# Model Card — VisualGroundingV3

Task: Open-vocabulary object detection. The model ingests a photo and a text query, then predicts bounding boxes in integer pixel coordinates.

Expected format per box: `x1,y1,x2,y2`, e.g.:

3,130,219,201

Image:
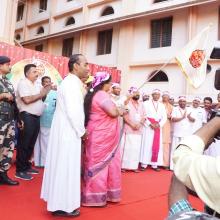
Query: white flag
175,25,212,88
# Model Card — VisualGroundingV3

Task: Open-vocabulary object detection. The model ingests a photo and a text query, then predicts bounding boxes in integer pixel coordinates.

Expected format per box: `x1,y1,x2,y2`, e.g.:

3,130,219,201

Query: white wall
128,65,186,97
88,1,122,24
16,20,25,30
28,0,50,25
132,9,188,63
135,0,189,13
47,34,80,56
197,2,220,46
53,12,83,33
85,25,120,67
28,23,49,39
0,0,8,37
55,0,83,14
0,0,18,43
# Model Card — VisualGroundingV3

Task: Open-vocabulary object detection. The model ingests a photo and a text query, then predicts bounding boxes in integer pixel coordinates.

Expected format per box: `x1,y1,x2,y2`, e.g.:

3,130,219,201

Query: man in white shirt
110,83,129,107
171,115,220,217
170,96,194,170
16,64,51,181
190,97,207,133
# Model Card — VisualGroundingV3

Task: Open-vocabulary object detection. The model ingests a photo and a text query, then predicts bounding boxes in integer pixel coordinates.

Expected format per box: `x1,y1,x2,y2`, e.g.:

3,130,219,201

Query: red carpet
0,166,203,220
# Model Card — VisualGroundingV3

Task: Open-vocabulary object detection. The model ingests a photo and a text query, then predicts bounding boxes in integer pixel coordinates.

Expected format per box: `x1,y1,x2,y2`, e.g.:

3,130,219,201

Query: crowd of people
0,54,218,217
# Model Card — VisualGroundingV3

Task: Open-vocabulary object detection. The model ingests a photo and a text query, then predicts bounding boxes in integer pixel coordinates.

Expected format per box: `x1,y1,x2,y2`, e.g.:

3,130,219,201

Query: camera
209,109,220,140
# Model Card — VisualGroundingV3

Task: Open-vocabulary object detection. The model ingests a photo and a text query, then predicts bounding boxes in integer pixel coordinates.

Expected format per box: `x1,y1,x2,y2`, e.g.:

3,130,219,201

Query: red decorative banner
0,42,121,83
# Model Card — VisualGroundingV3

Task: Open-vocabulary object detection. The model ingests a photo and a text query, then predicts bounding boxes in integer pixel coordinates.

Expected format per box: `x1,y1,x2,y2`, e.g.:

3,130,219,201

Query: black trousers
16,112,40,172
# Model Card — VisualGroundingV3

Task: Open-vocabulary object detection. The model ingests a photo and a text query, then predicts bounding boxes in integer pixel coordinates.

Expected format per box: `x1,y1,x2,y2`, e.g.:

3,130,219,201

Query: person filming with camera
168,113,220,219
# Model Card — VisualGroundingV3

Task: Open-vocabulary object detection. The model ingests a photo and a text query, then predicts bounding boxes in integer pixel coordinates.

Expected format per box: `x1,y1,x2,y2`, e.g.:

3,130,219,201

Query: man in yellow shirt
168,115,220,218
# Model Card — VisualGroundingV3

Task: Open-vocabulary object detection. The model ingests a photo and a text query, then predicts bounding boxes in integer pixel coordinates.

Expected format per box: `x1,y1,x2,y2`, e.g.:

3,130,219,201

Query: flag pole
138,56,175,90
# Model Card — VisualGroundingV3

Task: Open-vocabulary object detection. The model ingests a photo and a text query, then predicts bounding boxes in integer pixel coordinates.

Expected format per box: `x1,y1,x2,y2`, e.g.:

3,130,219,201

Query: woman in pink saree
82,72,124,207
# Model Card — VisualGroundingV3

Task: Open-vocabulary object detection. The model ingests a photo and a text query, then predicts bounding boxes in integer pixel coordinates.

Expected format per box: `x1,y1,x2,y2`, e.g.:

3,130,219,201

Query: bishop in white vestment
140,89,167,171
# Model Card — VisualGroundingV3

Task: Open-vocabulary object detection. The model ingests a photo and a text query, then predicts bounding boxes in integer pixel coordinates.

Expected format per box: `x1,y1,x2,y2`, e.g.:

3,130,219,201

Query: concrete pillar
78,0,89,54
117,21,134,92
0,0,18,44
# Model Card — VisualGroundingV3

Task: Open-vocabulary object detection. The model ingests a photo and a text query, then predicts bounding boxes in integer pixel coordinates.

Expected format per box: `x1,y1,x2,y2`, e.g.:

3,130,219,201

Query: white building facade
14,0,220,100
0,0,18,44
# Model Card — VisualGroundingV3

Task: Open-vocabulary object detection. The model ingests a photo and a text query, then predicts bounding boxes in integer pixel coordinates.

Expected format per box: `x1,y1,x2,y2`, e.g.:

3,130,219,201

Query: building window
154,0,168,3
150,17,173,48
101,6,114,16
37,26,44,35
65,17,75,26
16,3,24,21
15,34,21,41
39,0,47,13
97,29,113,55
62,38,74,57
35,44,43,52
148,70,168,82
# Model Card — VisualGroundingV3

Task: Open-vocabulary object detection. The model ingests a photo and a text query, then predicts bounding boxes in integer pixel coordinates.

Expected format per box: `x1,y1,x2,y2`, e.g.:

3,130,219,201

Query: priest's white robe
41,74,85,212
140,100,167,168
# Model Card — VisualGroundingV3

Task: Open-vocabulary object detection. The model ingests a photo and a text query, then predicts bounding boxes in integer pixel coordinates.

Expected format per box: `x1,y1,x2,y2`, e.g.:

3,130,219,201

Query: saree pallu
82,91,121,206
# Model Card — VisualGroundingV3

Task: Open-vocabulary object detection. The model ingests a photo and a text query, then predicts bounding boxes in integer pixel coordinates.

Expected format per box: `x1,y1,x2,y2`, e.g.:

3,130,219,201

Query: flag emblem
175,25,212,88
189,50,206,68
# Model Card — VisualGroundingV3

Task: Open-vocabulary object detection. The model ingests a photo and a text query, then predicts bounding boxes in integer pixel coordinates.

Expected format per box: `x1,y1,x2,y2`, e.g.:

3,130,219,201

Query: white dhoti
34,127,50,167
120,133,142,170
170,136,184,170
140,126,163,168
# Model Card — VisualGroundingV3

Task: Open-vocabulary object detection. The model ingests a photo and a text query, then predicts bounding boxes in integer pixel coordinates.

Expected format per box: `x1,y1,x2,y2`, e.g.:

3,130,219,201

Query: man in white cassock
170,96,194,170
140,89,167,171
41,54,89,217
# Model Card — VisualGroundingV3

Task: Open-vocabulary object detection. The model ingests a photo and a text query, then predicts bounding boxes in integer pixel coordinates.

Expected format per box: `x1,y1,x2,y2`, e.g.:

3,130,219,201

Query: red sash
148,117,160,162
